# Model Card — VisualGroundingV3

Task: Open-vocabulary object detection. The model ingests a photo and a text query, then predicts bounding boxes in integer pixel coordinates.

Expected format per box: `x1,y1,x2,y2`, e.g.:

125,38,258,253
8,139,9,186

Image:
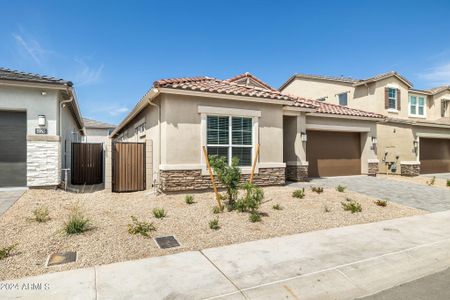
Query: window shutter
385,88,389,109
397,89,401,110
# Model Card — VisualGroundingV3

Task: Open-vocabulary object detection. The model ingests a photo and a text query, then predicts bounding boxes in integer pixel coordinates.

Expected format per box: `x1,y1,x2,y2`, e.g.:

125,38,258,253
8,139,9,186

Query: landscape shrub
209,218,220,230
272,204,283,210
212,205,223,214
427,176,436,186
375,199,388,207
64,204,91,235
249,212,261,223
32,206,50,223
185,195,194,204
311,186,324,194
341,200,362,213
128,216,156,237
234,182,264,212
292,188,305,199
209,155,241,205
336,185,346,193
0,244,17,260
152,208,166,219
447,179,450,187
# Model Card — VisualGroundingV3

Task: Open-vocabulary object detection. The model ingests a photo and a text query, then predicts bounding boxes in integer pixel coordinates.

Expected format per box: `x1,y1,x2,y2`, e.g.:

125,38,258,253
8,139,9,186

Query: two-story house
280,71,450,175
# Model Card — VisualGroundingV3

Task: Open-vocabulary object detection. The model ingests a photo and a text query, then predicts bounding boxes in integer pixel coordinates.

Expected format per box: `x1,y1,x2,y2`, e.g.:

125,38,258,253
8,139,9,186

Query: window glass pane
388,88,396,98
232,147,252,166
410,96,417,105
207,116,229,145
207,146,228,164
232,117,252,145
338,93,348,106
418,97,425,106
418,106,424,115
389,98,396,109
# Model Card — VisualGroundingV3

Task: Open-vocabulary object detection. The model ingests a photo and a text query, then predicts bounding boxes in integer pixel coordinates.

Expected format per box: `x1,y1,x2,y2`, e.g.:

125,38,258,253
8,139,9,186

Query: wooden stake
249,144,260,183
202,146,222,210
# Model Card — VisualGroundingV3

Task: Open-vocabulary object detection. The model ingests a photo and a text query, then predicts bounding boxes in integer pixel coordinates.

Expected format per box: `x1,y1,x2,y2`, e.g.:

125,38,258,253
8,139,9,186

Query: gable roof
0,67,72,86
83,118,116,129
225,72,277,91
428,85,450,95
353,71,413,88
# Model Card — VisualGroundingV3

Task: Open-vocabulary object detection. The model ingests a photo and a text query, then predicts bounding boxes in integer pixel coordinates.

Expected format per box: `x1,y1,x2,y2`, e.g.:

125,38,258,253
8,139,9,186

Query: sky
1,0,450,125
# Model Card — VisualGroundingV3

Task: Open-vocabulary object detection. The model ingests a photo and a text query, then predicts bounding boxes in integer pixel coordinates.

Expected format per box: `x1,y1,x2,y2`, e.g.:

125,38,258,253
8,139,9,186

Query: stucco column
104,138,112,192
146,139,153,190
285,113,309,181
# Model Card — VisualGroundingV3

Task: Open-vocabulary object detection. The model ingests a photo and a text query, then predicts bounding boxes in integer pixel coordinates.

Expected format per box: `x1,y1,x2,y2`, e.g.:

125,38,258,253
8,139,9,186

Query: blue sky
1,0,450,124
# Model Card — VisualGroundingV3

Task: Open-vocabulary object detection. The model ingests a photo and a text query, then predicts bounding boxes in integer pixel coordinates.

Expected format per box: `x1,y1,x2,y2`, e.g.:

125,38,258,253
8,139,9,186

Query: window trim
337,92,348,106
388,88,397,110
409,95,426,118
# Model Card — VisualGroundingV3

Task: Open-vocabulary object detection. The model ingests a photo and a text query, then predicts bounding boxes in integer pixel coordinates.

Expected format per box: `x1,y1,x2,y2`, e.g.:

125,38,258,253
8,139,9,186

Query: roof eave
306,112,385,122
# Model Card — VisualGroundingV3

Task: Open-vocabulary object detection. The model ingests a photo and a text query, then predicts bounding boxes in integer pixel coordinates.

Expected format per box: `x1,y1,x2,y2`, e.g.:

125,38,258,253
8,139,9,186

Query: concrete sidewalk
3,211,450,300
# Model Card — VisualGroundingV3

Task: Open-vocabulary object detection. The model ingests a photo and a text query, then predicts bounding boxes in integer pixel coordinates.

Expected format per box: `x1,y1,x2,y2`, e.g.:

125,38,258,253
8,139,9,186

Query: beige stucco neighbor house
0,68,84,188
83,118,115,143
280,71,450,176
111,73,382,192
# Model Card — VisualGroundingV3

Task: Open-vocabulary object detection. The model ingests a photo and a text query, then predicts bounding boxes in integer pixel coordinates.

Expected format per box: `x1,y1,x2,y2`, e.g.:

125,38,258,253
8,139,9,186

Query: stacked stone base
286,165,308,181
160,168,285,192
27,140,60,187
368,162,379,176
400,163,420,177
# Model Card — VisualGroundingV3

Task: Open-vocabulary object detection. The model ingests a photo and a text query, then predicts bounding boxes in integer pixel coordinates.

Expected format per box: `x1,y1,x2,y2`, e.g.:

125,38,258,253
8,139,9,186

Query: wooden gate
71,143,104,185
112,142,146,192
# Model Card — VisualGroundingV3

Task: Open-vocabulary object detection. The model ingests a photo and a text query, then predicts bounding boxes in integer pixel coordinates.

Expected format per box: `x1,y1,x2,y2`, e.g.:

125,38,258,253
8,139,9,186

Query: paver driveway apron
289,175,450,212
0,187,27,215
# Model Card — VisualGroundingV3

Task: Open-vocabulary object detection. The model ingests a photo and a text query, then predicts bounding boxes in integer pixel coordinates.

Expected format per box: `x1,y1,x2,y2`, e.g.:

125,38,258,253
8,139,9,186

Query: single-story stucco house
82,118,115,143
110,73,383,192
0,68,84,188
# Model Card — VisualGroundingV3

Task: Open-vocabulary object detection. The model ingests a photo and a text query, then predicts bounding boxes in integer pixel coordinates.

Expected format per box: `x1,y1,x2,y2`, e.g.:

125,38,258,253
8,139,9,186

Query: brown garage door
307,130,361,177
420,138,450,174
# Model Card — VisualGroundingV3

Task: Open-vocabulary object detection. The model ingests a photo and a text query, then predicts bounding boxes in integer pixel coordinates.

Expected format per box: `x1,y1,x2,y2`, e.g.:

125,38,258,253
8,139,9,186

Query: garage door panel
307,131,361,177
420,138,450,174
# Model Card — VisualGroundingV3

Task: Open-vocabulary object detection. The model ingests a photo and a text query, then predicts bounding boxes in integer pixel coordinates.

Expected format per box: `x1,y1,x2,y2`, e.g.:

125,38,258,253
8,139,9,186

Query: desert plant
311,186,324,194
427,176,436,186
272,203,283,210
185,195,194,204
341,200,362,213
336,185,346,193
234,182,264,212
128,216,156,237
375,199,388,207
292,188,305,199
209,155,241,205
323,205,331,213
447,179,450,187
152,208,166,219
209,218,220,230
32,206,50,223
0,244,17,260
212,205,223,214
249,212,261,223
64,204,91,235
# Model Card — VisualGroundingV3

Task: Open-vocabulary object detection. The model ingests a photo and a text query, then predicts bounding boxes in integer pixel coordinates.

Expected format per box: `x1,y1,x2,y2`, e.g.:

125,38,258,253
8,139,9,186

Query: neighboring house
280,72,450,175
0,68,84,188
111,73,382,192
83,118,115,143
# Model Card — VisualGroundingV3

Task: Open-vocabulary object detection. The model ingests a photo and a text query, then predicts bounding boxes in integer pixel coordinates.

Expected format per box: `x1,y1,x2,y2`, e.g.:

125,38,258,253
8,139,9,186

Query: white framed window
409,95,426,117
388,88,397,109
206,115,252,166
337,92,348,106
135,122,145,134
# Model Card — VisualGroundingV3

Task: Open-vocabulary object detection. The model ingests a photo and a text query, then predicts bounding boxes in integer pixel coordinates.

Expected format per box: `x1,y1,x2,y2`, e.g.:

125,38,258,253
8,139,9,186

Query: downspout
147,88,161,187
59,87,74,188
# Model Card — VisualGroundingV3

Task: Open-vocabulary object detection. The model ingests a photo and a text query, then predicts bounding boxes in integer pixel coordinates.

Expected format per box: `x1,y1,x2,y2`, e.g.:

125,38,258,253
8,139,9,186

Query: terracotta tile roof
0,67,72,86
153,75,316,108
83,118,116,129
353,71,413,87
291,98,384,119
428,85,450,95
293,73,358,84
225,72,277,91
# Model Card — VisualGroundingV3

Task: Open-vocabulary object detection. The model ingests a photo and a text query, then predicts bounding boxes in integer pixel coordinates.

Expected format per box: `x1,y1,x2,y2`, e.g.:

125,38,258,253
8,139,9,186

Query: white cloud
12,34,47,65
74,58,104,86
89,105,129,117
420,62,450,86
108,106,129,116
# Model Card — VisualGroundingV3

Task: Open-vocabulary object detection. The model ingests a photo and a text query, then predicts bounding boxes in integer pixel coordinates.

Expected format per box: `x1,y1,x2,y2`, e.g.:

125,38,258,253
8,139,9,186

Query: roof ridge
0,67,67,82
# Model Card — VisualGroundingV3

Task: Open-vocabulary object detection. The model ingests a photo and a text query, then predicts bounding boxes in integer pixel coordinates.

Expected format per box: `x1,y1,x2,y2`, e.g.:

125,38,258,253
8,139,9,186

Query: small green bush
234,182,264,212
427,176,436,186
272,204,283,210
336,185,346,193
212,205,223,214
311,186,324,194
341,200,362,213
64,204,91,235
447,179,450,187
32,206,50,223
128,216,156,237
375,199,388,207
152,208,166,219
209,218,220,230
0,244,17,260
185,195,194,204
249,212,261,223
292,188,305,199
209,155,241,205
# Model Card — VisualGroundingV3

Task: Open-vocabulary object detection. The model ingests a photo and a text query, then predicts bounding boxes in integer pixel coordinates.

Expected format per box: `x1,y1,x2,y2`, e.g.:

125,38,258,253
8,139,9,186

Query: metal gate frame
71,143,104,185
112,142,146,193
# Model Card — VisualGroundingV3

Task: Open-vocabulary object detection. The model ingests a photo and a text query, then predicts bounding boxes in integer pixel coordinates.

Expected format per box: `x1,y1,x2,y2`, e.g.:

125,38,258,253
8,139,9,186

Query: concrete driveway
0,187,27,215
289,175,450,212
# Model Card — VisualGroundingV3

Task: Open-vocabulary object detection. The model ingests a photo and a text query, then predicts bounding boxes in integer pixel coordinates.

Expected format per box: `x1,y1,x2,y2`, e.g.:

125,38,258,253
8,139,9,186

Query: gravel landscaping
0,186,424,280
377,174,450,188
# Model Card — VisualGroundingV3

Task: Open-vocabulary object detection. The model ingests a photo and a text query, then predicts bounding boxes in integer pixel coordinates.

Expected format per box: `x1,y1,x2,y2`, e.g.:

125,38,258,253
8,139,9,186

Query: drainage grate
47,251,77,267
154,236,180,249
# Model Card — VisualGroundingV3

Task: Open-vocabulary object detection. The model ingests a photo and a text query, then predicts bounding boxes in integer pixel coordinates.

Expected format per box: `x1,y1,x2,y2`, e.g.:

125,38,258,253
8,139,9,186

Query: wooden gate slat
71,143,103,185
112,142,145,192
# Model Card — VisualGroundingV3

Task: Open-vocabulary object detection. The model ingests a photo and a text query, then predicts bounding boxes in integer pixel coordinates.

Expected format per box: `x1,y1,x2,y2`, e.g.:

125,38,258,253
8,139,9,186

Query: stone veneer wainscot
400,162,420,177
285,165,308,181
27,139,60,186
159,167,285,192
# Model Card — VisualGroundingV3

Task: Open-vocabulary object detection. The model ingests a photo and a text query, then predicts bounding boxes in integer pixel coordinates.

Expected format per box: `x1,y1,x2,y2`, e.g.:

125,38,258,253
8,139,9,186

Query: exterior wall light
301,132,307,142
413,139,419,149
38,115,46,126
371,136,377,145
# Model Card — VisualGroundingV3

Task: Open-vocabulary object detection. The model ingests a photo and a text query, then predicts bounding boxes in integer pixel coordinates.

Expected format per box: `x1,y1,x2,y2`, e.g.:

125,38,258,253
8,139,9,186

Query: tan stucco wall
85,128,112,143
430,90,450,119
283,113,307,164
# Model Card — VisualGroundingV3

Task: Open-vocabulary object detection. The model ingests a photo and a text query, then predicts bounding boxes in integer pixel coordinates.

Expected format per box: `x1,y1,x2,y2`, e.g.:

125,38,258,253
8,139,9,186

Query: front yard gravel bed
0,186,424,280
